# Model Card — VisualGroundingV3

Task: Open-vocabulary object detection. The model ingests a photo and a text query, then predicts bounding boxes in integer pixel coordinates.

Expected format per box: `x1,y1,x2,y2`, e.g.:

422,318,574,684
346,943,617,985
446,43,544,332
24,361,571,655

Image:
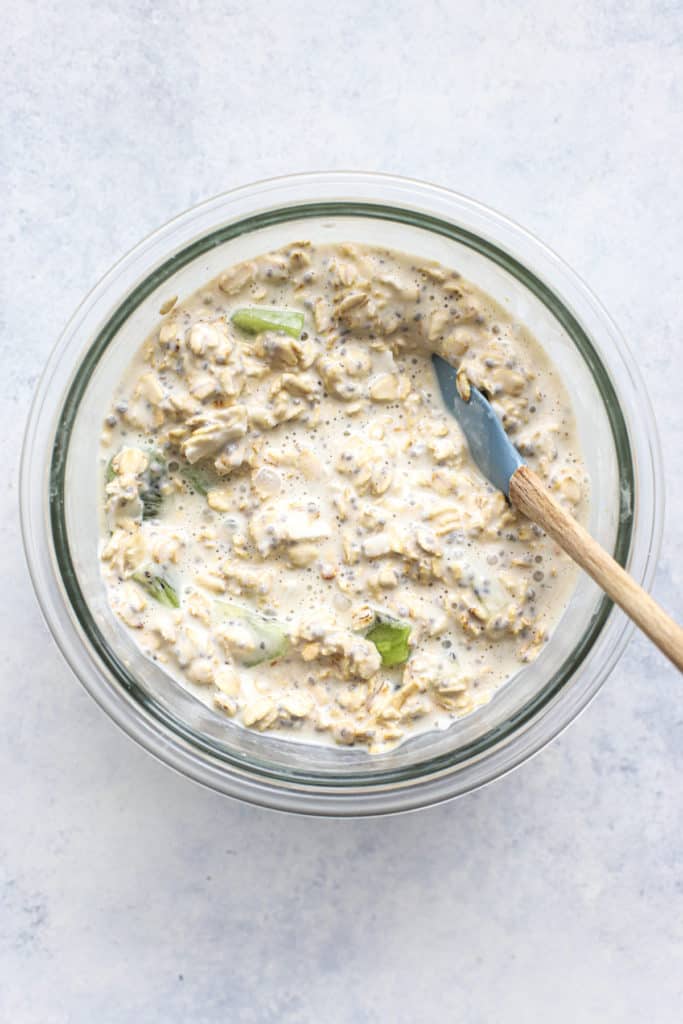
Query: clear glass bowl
20,172,663,816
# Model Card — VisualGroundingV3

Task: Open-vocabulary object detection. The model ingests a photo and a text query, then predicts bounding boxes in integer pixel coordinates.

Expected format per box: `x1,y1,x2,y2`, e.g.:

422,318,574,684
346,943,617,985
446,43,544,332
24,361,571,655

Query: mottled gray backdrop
2,1,682,1021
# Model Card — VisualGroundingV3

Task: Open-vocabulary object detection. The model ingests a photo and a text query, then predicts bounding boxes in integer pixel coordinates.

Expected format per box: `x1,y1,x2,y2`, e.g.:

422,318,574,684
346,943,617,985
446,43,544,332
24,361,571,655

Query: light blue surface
2,2,682,1021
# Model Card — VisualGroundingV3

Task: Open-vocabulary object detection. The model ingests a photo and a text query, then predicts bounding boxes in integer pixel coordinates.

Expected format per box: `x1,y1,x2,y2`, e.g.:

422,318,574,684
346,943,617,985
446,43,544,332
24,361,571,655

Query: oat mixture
99,242,588,752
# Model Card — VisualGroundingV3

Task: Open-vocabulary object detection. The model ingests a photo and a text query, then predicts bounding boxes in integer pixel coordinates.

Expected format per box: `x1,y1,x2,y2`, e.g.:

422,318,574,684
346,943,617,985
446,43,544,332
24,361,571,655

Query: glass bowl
20,172,663,816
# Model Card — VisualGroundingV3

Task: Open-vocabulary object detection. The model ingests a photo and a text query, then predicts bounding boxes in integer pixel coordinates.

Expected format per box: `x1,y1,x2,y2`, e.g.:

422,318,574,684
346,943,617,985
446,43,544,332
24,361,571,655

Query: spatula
432,354,683,672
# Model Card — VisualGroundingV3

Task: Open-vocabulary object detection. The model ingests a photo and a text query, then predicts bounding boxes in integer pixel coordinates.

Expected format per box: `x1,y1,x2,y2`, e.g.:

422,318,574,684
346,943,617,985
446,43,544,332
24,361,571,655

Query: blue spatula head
431,354,524,498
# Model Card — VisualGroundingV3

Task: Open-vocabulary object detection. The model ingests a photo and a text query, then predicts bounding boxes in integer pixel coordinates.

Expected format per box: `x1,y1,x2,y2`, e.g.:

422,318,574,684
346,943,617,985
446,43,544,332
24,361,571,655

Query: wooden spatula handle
509,465,683,672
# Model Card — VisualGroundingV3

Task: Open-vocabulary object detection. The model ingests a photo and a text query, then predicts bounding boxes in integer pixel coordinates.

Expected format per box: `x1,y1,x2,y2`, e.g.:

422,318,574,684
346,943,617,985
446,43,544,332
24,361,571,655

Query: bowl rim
20,171,664,816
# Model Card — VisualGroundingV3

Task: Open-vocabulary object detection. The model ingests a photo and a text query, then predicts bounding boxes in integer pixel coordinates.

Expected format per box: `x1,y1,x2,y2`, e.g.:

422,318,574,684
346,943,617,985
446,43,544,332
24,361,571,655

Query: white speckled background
2,1,682,1020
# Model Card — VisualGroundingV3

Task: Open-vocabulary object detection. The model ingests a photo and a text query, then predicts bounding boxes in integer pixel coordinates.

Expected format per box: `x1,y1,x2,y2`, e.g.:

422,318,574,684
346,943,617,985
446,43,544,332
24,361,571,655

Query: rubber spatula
432,354,683,672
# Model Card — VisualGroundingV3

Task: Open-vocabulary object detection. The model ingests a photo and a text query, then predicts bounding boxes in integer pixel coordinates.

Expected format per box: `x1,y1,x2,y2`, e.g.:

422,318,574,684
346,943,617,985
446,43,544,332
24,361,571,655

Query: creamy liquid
99,242,588,752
